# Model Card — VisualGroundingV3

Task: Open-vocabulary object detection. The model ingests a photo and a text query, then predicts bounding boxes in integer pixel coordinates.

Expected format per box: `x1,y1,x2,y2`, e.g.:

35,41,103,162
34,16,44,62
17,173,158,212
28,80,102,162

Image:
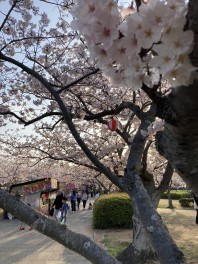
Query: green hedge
161,190,191,200
93,193,133,229
179,198,194,207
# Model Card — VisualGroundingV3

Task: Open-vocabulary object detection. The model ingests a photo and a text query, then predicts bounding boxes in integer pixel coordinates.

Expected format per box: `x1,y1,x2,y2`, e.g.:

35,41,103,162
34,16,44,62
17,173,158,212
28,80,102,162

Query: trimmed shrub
93,193,133,229
161,190,191,200
179,198,194,207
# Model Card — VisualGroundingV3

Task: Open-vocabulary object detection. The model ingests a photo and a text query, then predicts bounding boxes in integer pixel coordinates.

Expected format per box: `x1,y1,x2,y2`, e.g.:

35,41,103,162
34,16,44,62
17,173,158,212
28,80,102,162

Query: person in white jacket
94,191,100,200
82,192,87,210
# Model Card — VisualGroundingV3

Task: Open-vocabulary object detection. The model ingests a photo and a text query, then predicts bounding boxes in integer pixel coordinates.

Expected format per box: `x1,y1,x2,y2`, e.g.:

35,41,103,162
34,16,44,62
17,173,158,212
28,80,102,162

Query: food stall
9,178,59,215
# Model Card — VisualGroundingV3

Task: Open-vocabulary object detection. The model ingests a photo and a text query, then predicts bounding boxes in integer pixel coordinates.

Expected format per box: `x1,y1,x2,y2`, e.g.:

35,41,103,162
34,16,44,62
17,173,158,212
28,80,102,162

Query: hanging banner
22,179,54,195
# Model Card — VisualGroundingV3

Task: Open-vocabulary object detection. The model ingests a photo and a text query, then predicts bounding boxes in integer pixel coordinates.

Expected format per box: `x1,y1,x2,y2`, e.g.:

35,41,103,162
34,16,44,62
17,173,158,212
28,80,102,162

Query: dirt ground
157,208,198,264
68,205,198,263
91,207,198,264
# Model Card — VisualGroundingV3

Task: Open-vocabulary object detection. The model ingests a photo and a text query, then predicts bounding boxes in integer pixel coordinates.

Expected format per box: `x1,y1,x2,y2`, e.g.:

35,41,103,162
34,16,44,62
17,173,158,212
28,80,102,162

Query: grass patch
158,199,183,209
100,202,198,263
158,208,198,263
102,236,130,257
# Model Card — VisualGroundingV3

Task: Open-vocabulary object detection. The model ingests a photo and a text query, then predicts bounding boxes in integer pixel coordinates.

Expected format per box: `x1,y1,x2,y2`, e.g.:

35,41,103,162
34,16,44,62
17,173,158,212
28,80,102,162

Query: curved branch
157,162,174,193
141,83,162,105
0,111,63,126
84,101,142,121
125,105,155,177
0,0,18,32
141,140,153,174
0,51,52,89
52,93,123,189
57,68,100,93
19,144,102,173
41,117,64,130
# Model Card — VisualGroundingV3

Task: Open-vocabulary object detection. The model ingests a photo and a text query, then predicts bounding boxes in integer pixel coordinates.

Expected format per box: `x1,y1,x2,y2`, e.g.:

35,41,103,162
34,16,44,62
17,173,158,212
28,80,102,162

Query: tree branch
57,68,100,93
0,52,52,89
0,0,18,32
84,101,142,120
0,111,63,126
157,162,174,193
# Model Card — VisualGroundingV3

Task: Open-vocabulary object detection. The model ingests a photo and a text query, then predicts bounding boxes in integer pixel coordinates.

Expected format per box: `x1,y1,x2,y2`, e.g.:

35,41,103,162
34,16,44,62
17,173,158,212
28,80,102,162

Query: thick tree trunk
157,82,198,195
117,207,157,264
167,186,174,209
124,173,186,264
120,110,183,263
117,177,170,264
156,0,198,195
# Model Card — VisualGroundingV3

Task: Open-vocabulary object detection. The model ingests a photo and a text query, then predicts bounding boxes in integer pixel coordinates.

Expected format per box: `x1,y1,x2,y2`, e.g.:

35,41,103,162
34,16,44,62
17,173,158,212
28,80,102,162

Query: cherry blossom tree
0,0,198,263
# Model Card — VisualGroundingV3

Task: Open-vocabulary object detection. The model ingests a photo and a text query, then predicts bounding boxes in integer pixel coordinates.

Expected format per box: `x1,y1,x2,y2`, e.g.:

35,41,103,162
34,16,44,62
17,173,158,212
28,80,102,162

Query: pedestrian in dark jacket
76,190,82,210
70,191,76,212
53,191,63,220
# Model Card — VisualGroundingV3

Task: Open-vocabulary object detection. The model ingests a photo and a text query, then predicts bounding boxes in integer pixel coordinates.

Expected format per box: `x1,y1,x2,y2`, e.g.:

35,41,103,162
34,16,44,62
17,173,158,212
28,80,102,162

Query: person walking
60,197,69,226
76,190,82,210
94,191,100,200
70,191,77,212
82,192,88,210
53,191,63,220
192,193,198,224
19,204,32,230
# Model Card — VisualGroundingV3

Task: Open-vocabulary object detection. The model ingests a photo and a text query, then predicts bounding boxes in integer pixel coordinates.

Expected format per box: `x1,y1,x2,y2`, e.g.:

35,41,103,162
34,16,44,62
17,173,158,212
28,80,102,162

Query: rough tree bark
156,0,198,195
126,173,185,264
117,163,174,264
118,118,185,264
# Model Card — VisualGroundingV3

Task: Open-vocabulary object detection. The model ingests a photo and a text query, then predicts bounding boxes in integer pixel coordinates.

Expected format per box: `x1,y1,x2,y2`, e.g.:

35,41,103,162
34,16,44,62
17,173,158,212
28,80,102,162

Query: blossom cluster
71,0,196,89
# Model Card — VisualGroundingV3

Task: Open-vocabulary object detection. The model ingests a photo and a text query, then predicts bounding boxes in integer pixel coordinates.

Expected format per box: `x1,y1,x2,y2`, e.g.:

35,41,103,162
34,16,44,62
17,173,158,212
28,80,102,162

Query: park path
0,208,95,264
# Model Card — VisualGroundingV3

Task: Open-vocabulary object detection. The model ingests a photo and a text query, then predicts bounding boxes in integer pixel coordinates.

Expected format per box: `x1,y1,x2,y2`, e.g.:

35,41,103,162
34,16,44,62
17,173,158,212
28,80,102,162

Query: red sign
23,179,51,195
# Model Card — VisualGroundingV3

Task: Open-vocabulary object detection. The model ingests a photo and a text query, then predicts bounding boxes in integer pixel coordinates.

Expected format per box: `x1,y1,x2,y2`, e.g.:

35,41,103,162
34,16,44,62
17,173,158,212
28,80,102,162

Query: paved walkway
0,208,95,264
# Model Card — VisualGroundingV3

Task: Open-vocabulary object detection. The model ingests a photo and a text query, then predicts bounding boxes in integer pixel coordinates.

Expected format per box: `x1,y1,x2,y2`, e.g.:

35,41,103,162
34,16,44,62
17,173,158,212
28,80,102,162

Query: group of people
13,189,198,231
52,191,69,225
69,190,94,212
52,189,100,225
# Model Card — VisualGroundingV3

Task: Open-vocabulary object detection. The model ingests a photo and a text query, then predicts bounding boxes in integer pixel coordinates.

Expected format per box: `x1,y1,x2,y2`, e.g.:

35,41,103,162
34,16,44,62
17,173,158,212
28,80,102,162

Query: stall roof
9,178,58,192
